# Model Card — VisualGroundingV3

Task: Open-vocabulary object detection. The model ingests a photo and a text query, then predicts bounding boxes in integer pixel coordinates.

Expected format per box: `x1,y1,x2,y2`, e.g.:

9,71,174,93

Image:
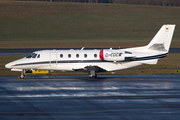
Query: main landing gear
18,69,26,79
89,71,97,78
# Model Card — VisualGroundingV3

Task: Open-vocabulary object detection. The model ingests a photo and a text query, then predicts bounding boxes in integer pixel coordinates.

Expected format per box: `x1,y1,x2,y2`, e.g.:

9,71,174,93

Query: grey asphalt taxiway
1,75,180,120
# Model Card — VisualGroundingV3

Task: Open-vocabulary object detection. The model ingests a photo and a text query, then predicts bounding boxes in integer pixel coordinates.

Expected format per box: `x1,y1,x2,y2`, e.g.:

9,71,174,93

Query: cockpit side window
37,54,40,58
26,53,35,58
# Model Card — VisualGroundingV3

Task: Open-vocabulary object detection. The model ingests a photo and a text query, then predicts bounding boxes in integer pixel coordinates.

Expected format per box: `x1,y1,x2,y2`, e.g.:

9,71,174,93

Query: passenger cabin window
76,54,79,58
68,54,71,58
84,54,87,58
60,54,63,58
94,54,97,58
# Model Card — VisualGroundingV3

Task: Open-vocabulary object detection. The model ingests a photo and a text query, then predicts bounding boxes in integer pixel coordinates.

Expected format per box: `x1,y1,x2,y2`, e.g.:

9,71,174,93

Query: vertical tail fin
147,24,175,52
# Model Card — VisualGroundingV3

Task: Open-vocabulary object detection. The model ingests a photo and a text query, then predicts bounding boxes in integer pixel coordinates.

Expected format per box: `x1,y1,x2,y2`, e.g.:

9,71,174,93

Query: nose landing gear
18,69,26,79
18,74,26,79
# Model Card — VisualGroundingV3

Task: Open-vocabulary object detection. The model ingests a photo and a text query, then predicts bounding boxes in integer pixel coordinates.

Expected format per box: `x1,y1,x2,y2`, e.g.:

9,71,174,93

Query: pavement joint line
1,107,180,114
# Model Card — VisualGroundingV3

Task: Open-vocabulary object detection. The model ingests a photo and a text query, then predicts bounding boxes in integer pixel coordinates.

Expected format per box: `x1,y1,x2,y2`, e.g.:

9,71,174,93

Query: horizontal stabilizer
139,59,158,65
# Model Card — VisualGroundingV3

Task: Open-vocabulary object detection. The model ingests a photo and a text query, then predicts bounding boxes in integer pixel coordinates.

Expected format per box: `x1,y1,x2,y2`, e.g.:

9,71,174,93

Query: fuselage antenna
81,47,85,50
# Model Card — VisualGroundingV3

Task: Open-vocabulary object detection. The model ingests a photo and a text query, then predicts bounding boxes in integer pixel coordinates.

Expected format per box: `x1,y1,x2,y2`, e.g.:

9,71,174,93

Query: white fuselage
5,48,166,72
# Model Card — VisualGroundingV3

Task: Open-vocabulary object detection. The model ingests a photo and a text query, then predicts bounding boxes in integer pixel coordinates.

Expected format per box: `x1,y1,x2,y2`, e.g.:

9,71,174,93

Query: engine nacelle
99,49,125,61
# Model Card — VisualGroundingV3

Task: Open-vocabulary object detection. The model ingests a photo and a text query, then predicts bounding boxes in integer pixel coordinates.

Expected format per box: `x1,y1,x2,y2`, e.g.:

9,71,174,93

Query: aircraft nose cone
5,63,12,69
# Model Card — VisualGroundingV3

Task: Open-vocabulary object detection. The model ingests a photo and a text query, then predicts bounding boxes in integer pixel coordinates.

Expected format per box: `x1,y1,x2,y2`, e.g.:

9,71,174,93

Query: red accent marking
99,49,104,60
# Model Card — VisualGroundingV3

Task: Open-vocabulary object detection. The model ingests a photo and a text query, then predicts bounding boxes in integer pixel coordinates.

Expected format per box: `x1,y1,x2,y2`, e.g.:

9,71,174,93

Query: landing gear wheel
92,74,97,78
89,74,97,78
18,74,26,79
89,71,97,78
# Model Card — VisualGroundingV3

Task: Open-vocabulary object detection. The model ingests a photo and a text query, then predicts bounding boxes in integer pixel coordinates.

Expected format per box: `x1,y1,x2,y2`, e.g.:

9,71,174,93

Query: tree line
18,0,180,6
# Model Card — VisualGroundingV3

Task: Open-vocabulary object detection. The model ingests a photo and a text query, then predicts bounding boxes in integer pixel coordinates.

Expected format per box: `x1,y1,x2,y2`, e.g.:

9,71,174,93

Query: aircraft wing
72,65,107,73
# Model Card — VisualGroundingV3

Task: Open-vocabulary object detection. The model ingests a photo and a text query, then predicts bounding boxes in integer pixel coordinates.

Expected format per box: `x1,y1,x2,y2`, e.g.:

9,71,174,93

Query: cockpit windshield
32,54,37,58
26,53,35,58
26,53,40,58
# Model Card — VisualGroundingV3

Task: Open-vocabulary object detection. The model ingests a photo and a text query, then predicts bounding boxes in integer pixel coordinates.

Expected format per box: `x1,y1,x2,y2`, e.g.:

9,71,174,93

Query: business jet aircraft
5,24,175,78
